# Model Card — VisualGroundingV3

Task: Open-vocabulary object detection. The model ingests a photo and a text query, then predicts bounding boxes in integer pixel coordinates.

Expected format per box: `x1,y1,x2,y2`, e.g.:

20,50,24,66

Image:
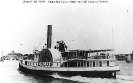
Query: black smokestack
47,25,52,49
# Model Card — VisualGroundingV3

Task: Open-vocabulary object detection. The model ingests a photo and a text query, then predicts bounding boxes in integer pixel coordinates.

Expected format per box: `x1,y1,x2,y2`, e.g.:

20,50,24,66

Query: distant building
115,52,133,61
115,54,127,60
3,51,23,60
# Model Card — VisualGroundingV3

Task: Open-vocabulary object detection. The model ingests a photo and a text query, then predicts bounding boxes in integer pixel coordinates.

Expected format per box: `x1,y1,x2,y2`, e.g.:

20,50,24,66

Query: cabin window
65,52,68,57
48,63,50,66
69,52,71,57
64,63,66,67
75,52,76,57
50,63,53,66
78,62,80,67
93,61,95,67
75,52,77,57
87,62,89,67
107,61,109,66
25,61,27,65
99,61,102,67
75,62,77,67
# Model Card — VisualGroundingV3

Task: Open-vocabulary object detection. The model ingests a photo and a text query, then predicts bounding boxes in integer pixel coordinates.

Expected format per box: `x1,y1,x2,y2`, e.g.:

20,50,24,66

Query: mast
112,27,114,50
47,25,52,49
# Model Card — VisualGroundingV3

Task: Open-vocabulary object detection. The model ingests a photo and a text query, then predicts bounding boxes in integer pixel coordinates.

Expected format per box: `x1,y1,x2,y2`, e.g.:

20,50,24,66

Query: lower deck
22,59,116,68
19,63,117,78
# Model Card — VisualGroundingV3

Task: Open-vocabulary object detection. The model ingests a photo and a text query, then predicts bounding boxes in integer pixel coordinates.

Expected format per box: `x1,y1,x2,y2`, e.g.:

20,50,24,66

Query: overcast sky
0,0,133,55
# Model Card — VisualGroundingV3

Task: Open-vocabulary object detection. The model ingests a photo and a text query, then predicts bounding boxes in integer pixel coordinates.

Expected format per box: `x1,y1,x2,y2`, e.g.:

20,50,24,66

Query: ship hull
19,63,118,78
126,60,132,63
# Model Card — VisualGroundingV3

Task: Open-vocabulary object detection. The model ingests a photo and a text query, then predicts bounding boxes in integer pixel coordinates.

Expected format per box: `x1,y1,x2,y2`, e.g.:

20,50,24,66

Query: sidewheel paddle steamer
19,25,120,78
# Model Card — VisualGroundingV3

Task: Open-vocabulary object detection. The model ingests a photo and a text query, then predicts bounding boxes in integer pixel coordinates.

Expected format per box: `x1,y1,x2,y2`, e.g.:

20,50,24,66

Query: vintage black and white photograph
0,0,133,83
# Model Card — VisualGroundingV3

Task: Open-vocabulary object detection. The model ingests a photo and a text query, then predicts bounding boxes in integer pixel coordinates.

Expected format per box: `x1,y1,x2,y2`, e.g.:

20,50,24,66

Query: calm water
0,60,133,83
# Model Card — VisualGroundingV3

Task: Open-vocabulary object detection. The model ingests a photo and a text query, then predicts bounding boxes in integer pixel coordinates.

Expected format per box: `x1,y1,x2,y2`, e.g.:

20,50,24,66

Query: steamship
19,25,120,78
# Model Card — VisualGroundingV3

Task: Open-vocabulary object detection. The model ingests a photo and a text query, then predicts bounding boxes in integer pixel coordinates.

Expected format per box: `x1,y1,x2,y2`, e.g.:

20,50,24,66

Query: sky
0,0,133,55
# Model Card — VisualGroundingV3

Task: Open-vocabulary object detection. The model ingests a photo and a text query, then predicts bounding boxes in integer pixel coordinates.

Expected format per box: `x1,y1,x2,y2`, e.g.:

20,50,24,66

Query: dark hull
19,63,116,79
126,61,132,63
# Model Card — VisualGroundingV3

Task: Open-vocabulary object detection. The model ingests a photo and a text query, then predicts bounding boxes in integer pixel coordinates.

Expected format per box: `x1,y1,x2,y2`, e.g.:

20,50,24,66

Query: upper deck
61,49,115,61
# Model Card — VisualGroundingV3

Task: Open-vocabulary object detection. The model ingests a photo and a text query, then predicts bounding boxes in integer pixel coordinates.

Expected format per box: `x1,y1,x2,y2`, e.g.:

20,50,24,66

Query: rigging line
35,34,47,50
52,34,59,41
51,34,59,47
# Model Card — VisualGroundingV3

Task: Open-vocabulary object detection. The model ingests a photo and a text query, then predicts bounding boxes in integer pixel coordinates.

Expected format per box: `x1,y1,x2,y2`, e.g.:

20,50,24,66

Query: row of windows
23,60,114,67
61,61,113,67
62,52,87,57
62,55,110,60
26,62,52,67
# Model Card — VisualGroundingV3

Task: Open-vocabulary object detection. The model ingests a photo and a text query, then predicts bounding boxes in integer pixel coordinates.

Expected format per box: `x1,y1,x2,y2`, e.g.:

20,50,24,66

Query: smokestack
47,25,52,49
